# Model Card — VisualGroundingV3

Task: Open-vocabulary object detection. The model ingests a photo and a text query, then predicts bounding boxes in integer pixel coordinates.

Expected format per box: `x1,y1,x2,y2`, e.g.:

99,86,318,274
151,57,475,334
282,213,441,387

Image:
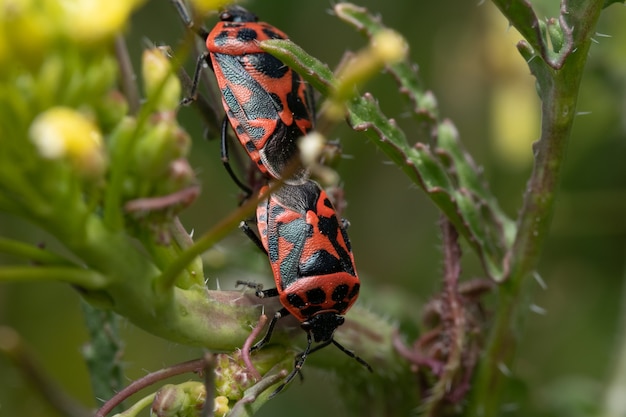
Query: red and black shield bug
238,180,372,396
172,3,316,195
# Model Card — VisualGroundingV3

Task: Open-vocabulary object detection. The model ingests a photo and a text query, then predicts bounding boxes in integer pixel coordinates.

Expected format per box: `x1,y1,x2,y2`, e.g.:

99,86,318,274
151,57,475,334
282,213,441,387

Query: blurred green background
1,1,626,416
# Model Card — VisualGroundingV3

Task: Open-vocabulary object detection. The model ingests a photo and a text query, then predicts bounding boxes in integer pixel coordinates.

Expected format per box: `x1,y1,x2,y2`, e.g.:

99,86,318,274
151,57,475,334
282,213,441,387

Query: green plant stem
81,301,125,415
156,178,284,293
0,237,75,265
467,1,604,415
95,358,205,417
0,266,107,287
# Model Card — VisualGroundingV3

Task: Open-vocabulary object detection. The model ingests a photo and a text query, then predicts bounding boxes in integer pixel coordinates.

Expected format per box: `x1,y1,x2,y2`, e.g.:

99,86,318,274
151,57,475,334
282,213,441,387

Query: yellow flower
328,28,408,120
29,107,106,178
58,0,145,44
0,0,56,67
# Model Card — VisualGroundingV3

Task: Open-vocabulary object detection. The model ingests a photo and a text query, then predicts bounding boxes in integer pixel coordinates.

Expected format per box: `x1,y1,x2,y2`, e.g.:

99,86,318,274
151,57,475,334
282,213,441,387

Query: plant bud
142,47,181,112
29,107,106,179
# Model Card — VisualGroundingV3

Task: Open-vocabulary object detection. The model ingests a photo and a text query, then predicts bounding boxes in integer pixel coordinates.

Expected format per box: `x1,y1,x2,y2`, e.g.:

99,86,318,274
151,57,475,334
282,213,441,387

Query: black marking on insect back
262,26,287,40
332,300,348,312
287,293,306,308
303,82,316,122
318,215,356,276
236,125,245,135
331,284,349,301
213,30,231,47
248,53,289,79
305,287,326,305
317,212,339,239
300,249,344,277
245,140,256,153
236,27,258,42
286,72,313,124
349,283,360,299
340,226,352,253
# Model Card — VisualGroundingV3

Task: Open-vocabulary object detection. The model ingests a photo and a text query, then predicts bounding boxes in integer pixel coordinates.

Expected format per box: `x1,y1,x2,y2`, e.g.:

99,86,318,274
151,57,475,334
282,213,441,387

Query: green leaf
262,13,515,280
335,3,516,279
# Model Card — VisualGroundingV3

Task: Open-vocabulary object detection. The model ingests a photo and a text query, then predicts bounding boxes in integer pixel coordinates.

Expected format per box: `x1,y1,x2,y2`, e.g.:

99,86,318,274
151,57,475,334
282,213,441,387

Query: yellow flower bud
29,107,106,178
214,395,230,417
1,0,56,67
59,0,144,44
328,29,408,121
151,384,187,417
370,29,408,65
142,47,181,112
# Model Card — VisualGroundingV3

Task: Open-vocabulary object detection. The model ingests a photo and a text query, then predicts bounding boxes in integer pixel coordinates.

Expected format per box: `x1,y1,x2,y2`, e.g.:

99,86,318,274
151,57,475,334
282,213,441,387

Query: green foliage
0,0,624,416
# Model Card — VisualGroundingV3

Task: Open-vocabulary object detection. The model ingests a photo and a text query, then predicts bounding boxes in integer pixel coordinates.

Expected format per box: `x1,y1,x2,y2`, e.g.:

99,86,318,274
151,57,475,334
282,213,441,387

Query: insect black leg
180,52,211,106
222,117,253,197
269,332,315,398
170,0,210,39
235,280,279,299
330,339,373,372
239,221,267,255
170,1,210,104
249,307,290,352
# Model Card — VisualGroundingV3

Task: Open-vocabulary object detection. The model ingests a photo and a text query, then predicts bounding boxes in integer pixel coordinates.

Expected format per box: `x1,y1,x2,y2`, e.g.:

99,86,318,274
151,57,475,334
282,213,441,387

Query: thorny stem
242,314,267,381
156,168,295,292
391,329,443,375
228,371,288,417
94,358,205,417
422,219,466,416
81,302,125,415
441,219,461,289
155,183,260,292
468,1,605,415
